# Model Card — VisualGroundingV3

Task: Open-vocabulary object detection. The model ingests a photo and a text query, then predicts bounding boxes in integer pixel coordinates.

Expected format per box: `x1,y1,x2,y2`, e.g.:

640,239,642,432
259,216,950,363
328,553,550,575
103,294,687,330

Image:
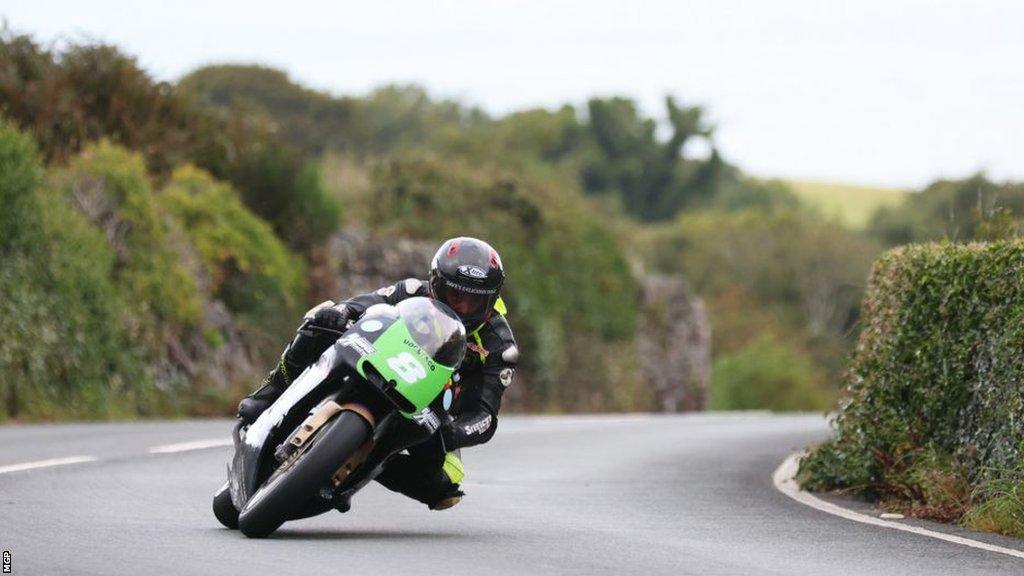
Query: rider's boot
236,357,295,424
376,452,466,511
429,452,466,510
236,320,337,424
428,486,465,511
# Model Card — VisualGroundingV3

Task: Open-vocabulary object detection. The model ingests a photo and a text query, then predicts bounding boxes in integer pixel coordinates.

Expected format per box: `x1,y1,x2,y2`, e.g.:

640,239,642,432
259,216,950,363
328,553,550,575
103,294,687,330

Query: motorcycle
212,297,467,538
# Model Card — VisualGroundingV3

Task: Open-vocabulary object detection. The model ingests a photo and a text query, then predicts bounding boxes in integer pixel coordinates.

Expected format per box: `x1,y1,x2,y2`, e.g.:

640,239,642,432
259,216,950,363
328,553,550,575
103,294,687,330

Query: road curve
2,414,1022,575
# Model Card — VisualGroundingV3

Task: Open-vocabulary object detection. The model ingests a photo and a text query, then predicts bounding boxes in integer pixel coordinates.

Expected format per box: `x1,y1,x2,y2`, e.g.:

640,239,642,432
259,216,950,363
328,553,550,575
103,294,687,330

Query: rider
237,237,519,511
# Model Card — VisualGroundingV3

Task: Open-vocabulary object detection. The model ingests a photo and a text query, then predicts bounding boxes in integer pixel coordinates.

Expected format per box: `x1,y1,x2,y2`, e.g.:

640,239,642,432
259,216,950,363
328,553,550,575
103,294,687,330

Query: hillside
784,179,907,228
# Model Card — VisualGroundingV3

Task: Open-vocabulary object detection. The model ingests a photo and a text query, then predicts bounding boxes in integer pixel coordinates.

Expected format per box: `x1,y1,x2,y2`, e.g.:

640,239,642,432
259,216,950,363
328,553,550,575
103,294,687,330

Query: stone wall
636,275,711,412
326,229,435,299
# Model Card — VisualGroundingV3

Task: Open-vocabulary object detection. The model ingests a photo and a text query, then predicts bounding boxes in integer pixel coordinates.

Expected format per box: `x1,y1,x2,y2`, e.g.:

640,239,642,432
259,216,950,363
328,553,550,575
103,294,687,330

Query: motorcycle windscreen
357,297,466,415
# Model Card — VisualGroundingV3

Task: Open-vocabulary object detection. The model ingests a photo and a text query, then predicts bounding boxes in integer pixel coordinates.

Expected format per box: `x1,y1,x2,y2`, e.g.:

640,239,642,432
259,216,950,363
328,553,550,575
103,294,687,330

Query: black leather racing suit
334,278,519,505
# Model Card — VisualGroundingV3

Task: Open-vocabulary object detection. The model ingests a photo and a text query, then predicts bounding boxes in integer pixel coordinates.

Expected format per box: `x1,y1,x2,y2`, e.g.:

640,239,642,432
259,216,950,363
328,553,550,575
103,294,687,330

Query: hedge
799,240,1024,533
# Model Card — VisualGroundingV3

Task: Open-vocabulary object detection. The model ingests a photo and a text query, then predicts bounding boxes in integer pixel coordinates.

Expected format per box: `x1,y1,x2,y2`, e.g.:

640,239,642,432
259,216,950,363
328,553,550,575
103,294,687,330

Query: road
2,414,1022,575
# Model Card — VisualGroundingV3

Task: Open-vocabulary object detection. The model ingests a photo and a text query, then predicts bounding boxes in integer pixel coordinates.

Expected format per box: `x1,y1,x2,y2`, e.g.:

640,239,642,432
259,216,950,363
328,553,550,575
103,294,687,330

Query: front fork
275,399,378,484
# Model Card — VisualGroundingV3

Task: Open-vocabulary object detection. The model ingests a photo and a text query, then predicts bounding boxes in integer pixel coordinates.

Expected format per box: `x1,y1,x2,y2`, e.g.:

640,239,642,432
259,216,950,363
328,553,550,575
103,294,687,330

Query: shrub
709,333,832,411
0,31,203,171
159,165,306,321
799,240,1024,534
0,121,151,419
52,141,202,333
0,33,339,256
225,141,342,251
0,114,44,251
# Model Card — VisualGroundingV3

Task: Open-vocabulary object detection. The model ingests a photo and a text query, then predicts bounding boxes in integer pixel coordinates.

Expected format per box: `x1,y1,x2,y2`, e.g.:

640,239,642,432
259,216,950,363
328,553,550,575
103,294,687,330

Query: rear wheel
212,482,239,529
238,410,372,538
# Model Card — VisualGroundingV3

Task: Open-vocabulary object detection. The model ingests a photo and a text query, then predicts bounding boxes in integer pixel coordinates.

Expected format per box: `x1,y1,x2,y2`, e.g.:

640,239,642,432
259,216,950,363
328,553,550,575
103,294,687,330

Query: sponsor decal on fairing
412,407,441,433
339,334,376,356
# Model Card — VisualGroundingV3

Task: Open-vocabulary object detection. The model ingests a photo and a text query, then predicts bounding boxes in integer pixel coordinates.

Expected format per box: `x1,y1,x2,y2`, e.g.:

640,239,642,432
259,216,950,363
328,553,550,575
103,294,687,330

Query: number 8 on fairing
387,352,427,383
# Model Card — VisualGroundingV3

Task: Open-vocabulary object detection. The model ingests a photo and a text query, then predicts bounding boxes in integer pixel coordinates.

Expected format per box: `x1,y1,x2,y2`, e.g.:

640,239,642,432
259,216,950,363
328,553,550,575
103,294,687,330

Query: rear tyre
213,482,239,529
238,410,371,538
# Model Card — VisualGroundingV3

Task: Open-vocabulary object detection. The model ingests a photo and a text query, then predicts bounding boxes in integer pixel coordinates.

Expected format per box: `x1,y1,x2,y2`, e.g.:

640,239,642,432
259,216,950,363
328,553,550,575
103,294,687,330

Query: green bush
160,165,306,321
0,31,205,171
225,141,342,251
0,33,339,256
710,334,832,411
799,240,1024,535
53,141,202,333
0,115,44,251
0,121,153,419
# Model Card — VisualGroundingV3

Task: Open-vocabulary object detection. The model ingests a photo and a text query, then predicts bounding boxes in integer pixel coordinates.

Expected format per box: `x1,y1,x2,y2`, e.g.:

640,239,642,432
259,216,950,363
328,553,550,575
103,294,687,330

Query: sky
3,0,1022,188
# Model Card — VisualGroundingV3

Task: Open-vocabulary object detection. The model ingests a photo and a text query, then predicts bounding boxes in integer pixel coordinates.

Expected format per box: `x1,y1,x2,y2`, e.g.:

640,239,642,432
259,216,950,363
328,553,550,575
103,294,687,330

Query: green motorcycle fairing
346,298,466,418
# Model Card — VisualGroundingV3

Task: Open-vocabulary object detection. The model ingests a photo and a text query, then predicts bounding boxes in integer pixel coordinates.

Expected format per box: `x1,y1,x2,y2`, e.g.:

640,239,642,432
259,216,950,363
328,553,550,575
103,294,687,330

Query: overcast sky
3,0,1021,188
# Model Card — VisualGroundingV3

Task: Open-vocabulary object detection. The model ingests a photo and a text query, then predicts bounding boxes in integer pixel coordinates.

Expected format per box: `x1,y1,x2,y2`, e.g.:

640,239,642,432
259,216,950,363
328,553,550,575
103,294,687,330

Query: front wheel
237,410,372,538
213,482,239,529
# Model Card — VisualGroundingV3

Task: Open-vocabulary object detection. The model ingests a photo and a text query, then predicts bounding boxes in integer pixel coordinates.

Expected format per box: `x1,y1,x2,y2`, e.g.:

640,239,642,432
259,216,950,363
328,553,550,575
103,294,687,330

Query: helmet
428,237,505,330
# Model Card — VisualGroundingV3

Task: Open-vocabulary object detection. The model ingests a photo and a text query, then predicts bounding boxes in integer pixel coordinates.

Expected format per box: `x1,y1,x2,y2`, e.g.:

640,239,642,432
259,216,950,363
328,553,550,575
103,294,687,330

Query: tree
581,96,719,221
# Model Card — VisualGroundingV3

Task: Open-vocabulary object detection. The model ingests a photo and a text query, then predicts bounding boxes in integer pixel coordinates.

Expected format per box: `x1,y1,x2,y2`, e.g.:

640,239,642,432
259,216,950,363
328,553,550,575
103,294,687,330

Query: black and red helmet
428,237,505,330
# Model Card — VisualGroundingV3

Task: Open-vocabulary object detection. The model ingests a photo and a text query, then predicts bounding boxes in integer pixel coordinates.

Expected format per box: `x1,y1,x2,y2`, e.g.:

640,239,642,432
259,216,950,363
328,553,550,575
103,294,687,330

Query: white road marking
0,456,99,475
148,438,232,454
773,452,1024,561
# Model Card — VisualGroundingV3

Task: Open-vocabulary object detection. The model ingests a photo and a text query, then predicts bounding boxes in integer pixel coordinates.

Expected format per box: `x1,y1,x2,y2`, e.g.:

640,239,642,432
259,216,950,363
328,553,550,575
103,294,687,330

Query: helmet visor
440,286,489,318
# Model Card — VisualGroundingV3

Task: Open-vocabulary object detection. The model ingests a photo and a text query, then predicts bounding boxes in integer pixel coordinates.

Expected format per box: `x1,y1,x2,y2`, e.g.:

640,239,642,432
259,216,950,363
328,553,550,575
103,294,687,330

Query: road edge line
0,456,99,475
773,452,1024,561
148,438,232,454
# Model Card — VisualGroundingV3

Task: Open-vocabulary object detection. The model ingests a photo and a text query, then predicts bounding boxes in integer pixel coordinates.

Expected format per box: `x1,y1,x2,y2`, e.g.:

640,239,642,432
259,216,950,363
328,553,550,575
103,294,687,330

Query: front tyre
213,482,239,529
237,410,372,538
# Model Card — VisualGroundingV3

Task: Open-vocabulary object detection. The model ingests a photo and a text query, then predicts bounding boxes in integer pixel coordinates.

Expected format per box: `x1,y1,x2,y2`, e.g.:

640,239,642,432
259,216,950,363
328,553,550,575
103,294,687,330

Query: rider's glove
311,306,350,332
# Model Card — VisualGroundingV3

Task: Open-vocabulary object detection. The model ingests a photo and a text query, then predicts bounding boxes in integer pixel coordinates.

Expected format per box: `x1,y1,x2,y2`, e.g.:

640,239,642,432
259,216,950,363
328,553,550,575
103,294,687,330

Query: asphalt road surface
2,414,1023,575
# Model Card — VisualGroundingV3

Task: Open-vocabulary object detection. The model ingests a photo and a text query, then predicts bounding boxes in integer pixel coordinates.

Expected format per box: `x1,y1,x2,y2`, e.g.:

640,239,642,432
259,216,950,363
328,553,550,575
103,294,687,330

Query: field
785,179,908,229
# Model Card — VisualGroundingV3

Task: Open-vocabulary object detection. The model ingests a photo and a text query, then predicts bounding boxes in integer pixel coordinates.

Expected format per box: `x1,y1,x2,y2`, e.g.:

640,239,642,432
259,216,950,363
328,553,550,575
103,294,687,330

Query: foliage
52,141,202,333
219,139,342,251
799,241,1024,535
178,65,357,157
0,122,309,420
710,177,802,214
868,174,1024,245
179,66,753,225
2,30,905,420
160,165,306,319
0,31,339,253
640,207,878,377
0,30,206,172
710,333,832,411
963,472,1024,539
581,96,722,221
0,121,157,419
351,85,484,156
180,66,482,158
